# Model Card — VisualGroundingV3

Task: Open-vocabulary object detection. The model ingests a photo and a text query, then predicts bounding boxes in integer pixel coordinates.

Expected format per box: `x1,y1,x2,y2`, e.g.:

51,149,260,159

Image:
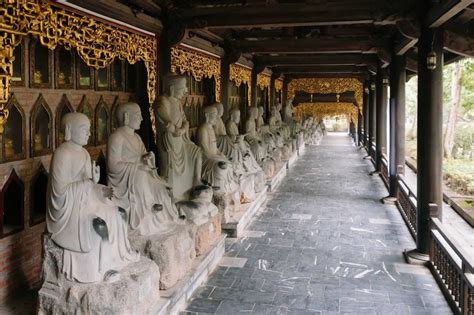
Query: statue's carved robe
156,96,202,200
244,119,267,163
197,123,237,193
47,142,139,283
107,127,182,236
214,117,243,173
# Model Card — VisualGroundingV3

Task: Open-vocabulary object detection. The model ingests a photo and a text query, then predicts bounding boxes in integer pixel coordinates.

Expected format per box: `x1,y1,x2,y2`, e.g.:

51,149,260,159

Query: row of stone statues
39,74,321,313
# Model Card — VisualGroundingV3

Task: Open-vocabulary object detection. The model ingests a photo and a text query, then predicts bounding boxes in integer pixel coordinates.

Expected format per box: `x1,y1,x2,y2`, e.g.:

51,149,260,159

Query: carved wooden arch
55,94,74,146
257,73,271,103
94,96,111,145
0,1,158,136
2,94,26,162
230,64,252,106
111,96,120,131
30,94,53,157
288,78,363,108
0,168,24,237
171,45,221,102
295,102,359,123
29,162,48,226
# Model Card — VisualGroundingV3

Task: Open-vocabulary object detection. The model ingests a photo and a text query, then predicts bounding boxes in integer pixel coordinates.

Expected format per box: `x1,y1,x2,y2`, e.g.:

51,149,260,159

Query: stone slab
221,189,268,237
195,214,222,256
160,235,226,315
266,162,287,192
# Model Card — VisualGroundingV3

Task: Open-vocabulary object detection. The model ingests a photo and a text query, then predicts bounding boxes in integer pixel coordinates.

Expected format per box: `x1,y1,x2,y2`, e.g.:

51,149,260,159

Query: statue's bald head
62,112,90,145
213,102,224,116
117,102,140,126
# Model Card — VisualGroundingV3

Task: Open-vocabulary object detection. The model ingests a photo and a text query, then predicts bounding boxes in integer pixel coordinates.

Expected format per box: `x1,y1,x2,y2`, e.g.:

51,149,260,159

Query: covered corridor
183,134,451,314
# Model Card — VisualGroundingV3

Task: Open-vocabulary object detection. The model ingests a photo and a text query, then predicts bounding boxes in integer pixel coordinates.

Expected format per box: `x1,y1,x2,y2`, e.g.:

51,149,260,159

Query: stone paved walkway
182,133,452,315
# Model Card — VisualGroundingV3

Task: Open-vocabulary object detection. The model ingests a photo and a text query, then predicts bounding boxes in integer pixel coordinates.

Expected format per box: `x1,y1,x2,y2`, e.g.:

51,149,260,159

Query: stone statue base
280,144,291,160
129,226,196,290
262,158,276,179
194,213,222,256
38,235,161,315
212,189,240,224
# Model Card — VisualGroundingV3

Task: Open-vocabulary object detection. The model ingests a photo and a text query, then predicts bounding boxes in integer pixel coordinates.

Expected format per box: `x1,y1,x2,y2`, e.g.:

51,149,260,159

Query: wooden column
357,107,363,146
282,77,289,104
388,54,406,198
251,67,258,107
270,74,277,107
159,38,171,94
375,66,388,173
220,58,231,118
363,83,369,146
368,75,376,159
406,27,443,263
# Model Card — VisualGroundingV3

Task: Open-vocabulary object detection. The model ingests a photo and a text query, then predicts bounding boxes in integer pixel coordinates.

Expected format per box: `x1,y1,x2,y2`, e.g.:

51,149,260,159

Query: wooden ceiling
68,0,474,80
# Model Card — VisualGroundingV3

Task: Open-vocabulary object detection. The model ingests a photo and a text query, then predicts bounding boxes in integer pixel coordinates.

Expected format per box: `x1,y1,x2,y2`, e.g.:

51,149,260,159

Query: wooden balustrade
395,175,417,238
380,154,389,188
430,218,474,315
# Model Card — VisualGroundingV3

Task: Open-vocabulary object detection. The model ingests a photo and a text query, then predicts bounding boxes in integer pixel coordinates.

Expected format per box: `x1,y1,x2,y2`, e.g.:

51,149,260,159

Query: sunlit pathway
182,133,451,315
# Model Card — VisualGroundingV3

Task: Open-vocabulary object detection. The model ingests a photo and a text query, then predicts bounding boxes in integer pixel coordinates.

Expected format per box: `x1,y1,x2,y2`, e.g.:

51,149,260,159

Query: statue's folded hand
102,186,114,200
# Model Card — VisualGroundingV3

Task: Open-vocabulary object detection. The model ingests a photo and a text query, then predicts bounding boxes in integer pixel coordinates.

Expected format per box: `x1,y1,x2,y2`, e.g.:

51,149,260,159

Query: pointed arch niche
111,96,120,131
77,96,94,146
95,97,110,145
30,164,48,226
0,169,24,237
30,95,53,156
55,95,74,146
2,96,25,162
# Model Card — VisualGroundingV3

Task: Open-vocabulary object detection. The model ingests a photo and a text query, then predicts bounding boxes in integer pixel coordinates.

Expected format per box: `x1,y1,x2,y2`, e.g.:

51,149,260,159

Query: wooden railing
396,175,417,238
370,141,376,161
381,154,389,188
430,218,474,315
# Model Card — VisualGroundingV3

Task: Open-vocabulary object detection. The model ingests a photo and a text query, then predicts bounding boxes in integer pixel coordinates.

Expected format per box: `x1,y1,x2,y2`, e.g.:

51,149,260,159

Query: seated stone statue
177,185,219,226
245,107,267,163
155,75,203,200
197,105,238,193
107,102,183,236
47,112,139,283
256,106,265,131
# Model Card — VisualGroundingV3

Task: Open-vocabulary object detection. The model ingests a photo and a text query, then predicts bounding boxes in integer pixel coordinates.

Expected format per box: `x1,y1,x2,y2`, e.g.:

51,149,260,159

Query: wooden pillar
159,36,172,94
388,54,406,198
406,27,443,263
270,74,277,107
368,75,376,159
357,108,363,146
375,66,388,172
220,58,231,119
363,83,369,146
282,77,289,104
251,68,258,107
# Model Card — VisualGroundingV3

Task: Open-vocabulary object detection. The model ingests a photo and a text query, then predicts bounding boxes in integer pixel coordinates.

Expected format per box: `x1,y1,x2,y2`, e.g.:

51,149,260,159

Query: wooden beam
426,0,474,27
287,73,365,80
66,0,162,33
235,38,380,54
275,65,368,74
443,29,474,57
258,54,378,67
182,4,405,29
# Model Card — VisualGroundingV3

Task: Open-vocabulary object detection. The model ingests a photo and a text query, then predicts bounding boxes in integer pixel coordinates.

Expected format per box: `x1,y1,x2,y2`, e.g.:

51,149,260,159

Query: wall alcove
0,169,24,237
55,46,75,89
77,96,94,146
95,97,110,145
30,38,53,89
3,96,25,162
29,164,48,226
30,95,53,157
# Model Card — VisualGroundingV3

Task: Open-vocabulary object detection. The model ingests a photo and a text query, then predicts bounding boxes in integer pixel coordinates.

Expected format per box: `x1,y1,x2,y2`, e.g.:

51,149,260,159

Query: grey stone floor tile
183,135,452,315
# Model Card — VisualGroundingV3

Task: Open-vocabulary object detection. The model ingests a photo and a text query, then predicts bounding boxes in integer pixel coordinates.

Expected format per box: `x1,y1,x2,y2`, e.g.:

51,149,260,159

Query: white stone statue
177,185,219,226
256,106,265,131
155,75,203,200
245,107,267,162
197,105,237,193
283,99,295,123
107,102,183,236
47,112,139,283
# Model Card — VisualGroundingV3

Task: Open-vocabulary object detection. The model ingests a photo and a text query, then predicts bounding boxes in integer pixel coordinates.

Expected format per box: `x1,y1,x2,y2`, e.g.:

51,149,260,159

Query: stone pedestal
212,189,240,224
194,214,222,256
38,235,161,315
266,161,287,192
129,226,196,290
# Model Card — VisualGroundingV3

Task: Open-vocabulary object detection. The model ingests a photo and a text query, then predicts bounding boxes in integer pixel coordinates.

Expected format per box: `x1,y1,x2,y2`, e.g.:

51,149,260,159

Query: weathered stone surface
38,235,160,315
129,226,196,290
194,214,222,256
213,190,240,224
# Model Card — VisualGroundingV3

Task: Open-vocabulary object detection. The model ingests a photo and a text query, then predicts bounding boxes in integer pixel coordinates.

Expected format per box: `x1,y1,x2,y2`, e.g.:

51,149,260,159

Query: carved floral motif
295,102,359,123
0,0,157,135
288,78,363,107
275,79,283,92
229,64,252,106
171,45,221,102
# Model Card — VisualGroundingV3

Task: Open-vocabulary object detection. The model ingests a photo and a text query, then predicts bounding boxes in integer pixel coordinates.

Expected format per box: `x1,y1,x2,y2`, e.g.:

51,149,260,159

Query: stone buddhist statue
256,106,265,131
47,112,139,283
197,105,237,194
245,107,267,162
155,75,203,200
107,102,183,236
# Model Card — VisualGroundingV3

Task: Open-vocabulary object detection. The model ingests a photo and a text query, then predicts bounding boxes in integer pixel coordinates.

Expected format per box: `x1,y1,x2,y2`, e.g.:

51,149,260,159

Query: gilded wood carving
275,79,283,92
295,102,358,123
288,78,363,108
229,64,252,106
171,45,221,102
0,0,157,135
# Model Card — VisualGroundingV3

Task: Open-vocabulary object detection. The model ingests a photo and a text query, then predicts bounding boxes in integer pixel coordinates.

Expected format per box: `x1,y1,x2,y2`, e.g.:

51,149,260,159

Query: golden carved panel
230,64,252,106
295,102,358,123
288,78,363,107
0,0,157,135
171,46,221,102
275,79,283,92
256,73,271,89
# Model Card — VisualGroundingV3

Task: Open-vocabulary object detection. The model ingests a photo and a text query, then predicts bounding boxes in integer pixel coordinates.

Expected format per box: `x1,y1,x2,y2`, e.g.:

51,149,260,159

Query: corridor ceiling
69,0,474,83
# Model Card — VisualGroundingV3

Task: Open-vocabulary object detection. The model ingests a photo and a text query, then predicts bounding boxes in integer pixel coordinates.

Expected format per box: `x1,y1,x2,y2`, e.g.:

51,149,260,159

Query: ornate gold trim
295,102,358,123
275,79,283,92
288,78,363,107
171,45,221,102
230,64,252,106
0,1,157,135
